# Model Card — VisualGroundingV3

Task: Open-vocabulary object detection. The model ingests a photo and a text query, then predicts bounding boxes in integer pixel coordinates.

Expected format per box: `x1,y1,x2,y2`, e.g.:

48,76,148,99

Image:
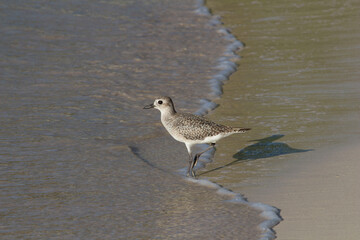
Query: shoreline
193,0,244,116
186,1,283,239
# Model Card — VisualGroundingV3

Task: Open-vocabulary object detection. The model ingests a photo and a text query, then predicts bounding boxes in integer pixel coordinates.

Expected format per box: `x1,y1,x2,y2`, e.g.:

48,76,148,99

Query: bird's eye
158,100,163,104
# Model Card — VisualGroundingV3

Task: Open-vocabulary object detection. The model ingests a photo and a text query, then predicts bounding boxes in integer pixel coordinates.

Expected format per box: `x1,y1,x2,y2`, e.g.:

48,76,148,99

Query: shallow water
204,0,360,238
0,0,267,239
204,0,360,186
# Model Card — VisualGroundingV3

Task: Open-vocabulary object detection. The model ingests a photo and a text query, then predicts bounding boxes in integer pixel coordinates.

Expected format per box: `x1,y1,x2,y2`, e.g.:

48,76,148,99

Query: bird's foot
186,169,196,178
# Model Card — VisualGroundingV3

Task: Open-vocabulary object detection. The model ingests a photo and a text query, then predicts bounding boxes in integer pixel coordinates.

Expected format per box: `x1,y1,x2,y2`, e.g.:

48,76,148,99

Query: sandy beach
244,139,360,240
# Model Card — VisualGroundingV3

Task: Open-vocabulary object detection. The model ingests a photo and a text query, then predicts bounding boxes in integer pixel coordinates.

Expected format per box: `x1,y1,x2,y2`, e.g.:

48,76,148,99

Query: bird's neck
160,107,177,121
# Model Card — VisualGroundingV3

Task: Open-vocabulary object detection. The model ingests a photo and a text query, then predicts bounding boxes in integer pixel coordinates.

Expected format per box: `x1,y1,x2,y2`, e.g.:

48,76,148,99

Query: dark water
0,1,266,239
0,0,229,143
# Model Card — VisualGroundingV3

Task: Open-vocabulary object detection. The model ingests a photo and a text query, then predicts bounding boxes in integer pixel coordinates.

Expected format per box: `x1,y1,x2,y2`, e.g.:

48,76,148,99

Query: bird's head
143,96,176,115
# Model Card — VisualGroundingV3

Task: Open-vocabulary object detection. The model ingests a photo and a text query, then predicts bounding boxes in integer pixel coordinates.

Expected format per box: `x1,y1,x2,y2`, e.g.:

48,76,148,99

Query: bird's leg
189,143,216,178
194,143,216,165
187,153,195,177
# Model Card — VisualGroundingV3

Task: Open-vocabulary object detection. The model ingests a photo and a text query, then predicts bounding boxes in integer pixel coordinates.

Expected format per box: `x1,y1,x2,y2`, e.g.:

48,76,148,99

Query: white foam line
191,1,282,239
193,0,245,116
184,176,282,240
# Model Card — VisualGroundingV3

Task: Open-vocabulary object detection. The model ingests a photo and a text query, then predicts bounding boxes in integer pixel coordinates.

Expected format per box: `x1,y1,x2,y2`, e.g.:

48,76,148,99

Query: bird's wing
173,113,230,140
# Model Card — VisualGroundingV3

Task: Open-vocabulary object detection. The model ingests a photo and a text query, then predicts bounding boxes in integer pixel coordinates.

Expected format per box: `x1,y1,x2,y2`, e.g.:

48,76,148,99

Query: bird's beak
143,103,155,109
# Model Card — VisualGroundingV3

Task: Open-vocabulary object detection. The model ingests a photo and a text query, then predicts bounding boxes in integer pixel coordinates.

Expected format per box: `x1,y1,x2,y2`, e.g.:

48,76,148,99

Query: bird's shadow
199,134,312,176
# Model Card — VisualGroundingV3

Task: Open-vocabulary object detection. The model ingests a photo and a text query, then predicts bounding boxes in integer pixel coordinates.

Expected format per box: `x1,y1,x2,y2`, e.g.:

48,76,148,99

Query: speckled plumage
143,96,250,177
164,112,234,141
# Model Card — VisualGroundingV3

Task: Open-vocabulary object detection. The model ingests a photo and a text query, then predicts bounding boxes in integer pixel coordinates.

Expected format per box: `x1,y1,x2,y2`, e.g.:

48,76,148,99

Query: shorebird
144,96,250,177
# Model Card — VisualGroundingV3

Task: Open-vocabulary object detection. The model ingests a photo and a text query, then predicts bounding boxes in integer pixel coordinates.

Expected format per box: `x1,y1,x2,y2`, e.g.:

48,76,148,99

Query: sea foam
184,176,282,240
191,1,282,239
194,0,244,116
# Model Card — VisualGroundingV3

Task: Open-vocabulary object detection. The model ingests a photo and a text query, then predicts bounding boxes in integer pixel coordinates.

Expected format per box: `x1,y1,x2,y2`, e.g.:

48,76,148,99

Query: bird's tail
233,127,251,133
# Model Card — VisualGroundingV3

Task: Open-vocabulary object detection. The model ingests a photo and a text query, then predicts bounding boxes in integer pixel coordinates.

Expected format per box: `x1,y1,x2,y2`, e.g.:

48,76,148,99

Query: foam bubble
194,99,218,116
194,0,211,16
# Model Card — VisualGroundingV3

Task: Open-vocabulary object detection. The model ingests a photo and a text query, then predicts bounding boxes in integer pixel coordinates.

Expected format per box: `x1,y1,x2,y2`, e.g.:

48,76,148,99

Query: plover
144,96,250,178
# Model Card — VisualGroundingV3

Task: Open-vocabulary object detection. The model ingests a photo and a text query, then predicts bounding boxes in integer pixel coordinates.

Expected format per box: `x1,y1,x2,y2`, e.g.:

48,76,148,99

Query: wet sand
243,140,360,240
205,0,360,239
